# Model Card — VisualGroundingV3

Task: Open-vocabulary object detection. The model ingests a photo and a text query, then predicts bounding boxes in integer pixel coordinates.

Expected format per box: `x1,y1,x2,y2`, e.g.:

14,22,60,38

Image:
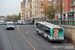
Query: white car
6,22,14,30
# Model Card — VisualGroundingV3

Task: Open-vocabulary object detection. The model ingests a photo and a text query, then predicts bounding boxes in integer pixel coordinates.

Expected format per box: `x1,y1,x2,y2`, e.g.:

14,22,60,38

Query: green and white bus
36,21,64,42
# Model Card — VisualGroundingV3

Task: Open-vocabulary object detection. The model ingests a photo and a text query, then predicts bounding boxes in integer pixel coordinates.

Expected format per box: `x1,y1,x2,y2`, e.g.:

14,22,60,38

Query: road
0,25,75,50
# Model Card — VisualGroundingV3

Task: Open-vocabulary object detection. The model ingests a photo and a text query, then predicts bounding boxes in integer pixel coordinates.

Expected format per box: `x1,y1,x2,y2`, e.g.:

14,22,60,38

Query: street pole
45,5,46,21
60,0,62,20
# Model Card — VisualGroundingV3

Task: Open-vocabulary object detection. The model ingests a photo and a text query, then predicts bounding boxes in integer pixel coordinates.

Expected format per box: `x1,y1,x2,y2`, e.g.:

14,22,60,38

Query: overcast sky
0,0,22,16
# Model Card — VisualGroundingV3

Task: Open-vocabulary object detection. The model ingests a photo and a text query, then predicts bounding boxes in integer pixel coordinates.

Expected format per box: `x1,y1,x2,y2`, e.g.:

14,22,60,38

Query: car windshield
7,23,14,25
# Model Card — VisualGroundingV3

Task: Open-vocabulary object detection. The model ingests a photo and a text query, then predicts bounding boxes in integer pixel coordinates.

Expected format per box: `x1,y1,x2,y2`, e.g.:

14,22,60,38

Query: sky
0,0,22,16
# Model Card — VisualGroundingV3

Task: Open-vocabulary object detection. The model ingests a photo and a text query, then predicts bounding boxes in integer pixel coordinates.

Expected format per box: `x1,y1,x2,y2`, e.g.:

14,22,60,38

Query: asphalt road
0,25,75,50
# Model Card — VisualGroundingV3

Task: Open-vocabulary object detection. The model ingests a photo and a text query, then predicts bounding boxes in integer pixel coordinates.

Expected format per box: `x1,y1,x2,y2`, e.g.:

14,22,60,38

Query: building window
22,6,24,8
41,4,44,7
54,6,56,9
71,1,74,6
48,0,52,1
48,3,51,6
41,0,43,1
63,2,65,8
53,3,56,6
21,10,24,11
42,14,44,17
57,0,58,2
35,10,38,14
71,8,74,12
22,13,24,14
41,8,43,12
53,0,56,2
31,13,32,15
22,2,25,6
31,5,32,7
63,9,65,12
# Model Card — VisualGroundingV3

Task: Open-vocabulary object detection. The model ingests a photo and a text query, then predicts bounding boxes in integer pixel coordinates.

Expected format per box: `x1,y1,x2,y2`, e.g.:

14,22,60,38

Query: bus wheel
41,33,43,37
47,36,49,41
37,31,39,34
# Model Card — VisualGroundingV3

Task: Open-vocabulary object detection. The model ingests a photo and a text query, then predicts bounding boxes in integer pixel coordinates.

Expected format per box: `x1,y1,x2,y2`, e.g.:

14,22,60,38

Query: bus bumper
49,39,64,42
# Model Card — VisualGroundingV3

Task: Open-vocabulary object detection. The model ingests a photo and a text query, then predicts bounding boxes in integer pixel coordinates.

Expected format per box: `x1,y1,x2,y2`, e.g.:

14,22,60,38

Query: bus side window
44,26,50,35
37,23,40,29
37,23,43,31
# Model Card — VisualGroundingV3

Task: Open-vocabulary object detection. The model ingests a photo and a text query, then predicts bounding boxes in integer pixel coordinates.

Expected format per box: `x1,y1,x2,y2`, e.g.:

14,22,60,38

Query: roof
0,16,5,18
37,21,63,28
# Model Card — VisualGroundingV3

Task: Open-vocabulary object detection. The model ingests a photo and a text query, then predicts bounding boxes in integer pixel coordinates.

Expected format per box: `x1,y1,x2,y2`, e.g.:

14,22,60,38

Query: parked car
22,22,26,25
0,21,6,25
29,21,34,25
14,22,18,25
6,22,14,30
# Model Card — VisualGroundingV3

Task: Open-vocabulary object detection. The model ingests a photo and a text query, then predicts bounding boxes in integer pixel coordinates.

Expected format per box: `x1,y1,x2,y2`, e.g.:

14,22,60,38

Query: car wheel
13,28,14,30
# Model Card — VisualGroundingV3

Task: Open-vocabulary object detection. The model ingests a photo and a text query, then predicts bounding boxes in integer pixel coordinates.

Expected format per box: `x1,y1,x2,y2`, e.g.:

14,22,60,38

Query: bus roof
37,21,63,28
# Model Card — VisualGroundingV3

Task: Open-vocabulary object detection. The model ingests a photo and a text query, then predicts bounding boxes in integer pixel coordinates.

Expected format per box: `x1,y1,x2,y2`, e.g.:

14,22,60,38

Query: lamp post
60,0,62,20
45,5,46,21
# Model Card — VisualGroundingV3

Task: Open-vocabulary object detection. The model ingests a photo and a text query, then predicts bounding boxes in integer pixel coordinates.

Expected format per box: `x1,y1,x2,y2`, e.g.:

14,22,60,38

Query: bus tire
47,36,49,41
41,33,43,37
37,31,40,35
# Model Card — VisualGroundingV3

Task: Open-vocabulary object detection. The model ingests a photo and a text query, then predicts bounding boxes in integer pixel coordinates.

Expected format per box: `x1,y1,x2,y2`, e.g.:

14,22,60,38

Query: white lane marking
9,45,12,50
2,26,13,50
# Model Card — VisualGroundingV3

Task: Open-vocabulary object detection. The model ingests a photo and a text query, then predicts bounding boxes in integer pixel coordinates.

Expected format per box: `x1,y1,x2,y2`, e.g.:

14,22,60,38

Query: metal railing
47,21,75,26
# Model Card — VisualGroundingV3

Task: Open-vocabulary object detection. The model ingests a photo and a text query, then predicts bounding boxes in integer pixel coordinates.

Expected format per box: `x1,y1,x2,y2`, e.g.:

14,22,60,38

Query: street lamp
45,5,46,21
60,0,62,20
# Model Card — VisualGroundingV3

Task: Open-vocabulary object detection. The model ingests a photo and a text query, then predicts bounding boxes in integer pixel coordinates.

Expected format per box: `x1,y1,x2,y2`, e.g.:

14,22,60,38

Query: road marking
9,45,11,47
17,25,19,30
26,31,29,34
4,31,5,33
17,25,35,50
7,40,9,43
9,45,12,49
5,33,6,35
6,36,8,39
2,26,12,50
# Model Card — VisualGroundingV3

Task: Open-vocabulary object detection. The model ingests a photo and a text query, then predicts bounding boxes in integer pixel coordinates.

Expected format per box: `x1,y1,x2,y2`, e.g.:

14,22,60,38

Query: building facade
39,0,61,20
63,0,75,12
0,16,5,21
21,0,61,20
21,0,26,21
62,0,75,21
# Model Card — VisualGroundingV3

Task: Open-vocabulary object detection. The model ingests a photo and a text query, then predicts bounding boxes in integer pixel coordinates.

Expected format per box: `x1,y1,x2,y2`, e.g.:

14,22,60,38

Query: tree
11,14,18,22
43,5,59,20
18,13,21,20
6,12,21,22
6,14,18,22
6,15,11,21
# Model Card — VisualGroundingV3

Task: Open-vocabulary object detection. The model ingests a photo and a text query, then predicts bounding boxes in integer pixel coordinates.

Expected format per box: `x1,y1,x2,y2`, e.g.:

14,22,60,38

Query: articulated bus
36,21,64,42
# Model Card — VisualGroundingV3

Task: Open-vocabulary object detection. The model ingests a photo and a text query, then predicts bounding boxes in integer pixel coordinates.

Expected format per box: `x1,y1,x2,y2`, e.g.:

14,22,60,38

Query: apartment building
21,0,26,20
31,0,38,19
0,16,5,21
21,0,61,20
63,0,75,12
38,0,61,19
62,0,75,21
